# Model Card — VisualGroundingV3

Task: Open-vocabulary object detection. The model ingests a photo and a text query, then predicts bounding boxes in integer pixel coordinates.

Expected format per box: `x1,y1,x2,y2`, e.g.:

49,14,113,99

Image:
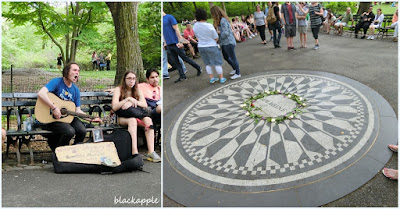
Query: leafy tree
322,2,358,15
138,2,161,71
3,2,110,64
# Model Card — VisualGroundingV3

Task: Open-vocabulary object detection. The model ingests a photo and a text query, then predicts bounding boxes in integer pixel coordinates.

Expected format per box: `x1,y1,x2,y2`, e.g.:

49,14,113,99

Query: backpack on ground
266,6,277,24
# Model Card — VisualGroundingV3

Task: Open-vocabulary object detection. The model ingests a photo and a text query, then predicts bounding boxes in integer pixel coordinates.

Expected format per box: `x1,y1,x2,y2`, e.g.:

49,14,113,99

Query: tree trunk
357,2,371,15
208,2,214,9
64,2,69,64
107,2,144,85
221,2,226,13
262,2,266,12
193,2,197,10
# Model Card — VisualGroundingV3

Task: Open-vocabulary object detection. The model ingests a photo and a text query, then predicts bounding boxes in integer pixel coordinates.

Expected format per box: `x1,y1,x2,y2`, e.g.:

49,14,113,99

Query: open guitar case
52,129,144,174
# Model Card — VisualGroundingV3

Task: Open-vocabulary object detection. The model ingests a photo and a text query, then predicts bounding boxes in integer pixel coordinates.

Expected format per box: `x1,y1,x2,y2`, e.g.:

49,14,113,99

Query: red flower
251,103,254,107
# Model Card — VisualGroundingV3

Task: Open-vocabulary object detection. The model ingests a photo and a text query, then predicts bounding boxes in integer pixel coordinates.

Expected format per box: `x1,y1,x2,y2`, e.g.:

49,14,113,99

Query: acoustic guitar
35,93,109,124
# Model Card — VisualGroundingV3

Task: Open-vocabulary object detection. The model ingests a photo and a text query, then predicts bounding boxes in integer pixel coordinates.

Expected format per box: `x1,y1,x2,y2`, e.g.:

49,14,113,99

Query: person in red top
183,23,199,59
138,69,161,125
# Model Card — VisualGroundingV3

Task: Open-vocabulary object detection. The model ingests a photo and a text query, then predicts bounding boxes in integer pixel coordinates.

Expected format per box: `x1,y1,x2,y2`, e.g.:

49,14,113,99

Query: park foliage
2,2,160,72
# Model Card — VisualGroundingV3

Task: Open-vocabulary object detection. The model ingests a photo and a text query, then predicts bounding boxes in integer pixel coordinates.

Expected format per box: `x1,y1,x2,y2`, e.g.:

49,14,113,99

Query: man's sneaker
371,36,375,40
197,67,202,76
144,152,161,163
229,70,236,75
361,35,366,39
210,77,219,84
313,45,319,50
220,77,227,84
231,74,241,79
174,77,187,83
367,36,371,40
163,75,170,79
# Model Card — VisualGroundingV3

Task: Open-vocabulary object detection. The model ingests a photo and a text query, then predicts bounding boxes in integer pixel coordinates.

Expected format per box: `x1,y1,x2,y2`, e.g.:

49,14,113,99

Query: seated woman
231,18,242,42
324,9,336,34
237,16,255,39
111,71,161,163
367,8,384,40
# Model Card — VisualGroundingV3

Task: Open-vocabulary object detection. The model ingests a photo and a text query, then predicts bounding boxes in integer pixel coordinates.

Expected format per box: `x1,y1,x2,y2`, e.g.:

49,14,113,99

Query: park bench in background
377,14,394,40
2,92,161,165
344,14,359,37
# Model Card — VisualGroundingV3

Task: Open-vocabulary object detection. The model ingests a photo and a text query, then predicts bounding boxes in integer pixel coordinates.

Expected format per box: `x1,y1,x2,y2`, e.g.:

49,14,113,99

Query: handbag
115,106,150,119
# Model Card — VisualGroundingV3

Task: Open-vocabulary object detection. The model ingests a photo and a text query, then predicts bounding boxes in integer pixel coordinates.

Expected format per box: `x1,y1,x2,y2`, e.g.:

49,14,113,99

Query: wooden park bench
2,92,161,166
377,14,395,40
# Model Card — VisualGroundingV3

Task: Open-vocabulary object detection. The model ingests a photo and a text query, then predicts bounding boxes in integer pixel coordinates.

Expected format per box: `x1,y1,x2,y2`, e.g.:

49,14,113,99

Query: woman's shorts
298,26,307,34
198,46,223,66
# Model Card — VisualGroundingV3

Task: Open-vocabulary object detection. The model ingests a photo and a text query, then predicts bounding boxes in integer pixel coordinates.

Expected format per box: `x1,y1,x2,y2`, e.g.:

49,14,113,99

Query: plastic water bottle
24,116,32,131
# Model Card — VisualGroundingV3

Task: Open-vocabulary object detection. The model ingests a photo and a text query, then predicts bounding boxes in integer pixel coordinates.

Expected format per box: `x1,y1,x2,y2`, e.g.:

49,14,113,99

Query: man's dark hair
195,8,208,21
62,62,79,78
146,68,159,79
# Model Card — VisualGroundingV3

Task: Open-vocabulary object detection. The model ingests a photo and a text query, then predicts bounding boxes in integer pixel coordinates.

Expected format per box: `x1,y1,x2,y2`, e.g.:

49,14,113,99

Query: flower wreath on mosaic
240,90,307,124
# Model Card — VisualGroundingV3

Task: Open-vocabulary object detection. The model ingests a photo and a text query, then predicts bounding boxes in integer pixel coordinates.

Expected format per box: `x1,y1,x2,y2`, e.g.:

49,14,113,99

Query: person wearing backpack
296,2,309,48
268,2,282,48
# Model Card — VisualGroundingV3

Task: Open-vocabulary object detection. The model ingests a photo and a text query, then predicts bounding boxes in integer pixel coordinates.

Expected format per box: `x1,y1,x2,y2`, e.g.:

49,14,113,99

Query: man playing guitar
37,62,101,151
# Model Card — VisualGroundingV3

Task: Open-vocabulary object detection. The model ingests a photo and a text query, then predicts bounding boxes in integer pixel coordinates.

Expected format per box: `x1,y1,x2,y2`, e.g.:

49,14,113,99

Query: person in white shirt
193,8,227,84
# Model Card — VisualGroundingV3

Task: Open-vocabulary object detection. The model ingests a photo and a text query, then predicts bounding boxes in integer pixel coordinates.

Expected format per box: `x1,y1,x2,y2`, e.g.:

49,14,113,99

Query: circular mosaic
164,71,396,206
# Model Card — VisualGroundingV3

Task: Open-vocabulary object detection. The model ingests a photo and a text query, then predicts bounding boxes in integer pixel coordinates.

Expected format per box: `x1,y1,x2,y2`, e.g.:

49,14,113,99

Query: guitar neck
65,110,95,120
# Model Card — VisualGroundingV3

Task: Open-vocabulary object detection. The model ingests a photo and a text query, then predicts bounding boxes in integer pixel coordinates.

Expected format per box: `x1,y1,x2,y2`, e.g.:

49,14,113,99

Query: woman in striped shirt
308,2,324,50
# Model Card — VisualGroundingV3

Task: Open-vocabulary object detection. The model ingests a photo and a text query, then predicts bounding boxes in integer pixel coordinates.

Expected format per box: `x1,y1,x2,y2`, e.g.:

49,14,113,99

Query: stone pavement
163,31,398,207
2,151,161,207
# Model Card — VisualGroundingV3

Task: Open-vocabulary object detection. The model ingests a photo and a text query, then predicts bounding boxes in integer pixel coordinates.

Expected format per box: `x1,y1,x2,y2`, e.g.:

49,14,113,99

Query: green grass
372,3,397,15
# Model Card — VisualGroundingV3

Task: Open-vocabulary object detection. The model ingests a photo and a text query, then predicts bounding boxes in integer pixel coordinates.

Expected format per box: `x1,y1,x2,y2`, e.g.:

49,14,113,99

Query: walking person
254,4,267,44
296,2,309,48
193,8,226,84
105,50,112,71
56,53,63,71
281,2,298,50
210,6,241,80
91,51,98,71
163,11,202,83
268,2,282,48
309,2,323,50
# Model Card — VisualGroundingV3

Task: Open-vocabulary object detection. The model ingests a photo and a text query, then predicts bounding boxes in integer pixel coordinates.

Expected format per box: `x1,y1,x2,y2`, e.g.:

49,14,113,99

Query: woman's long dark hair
119,71,139,101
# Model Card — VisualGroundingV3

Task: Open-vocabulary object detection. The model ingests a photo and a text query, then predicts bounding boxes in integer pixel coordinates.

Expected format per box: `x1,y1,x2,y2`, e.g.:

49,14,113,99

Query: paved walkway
163,31,398,207
2,151,161,207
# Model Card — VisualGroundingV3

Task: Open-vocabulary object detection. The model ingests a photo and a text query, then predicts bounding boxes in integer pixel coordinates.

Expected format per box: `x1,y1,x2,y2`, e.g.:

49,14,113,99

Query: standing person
105,50,112,71
193,8,226,84
211,6,241,80
355,6,375,39
296,2,309,48
254,4,267,44
163,11,202,83
309,2,323,50
367,8,384,40
37,62,101,151
111,71,161,162
56,53,63,71
91,51,98,70
391,9,398,42
281,2,298,50
334,7,353,36
268,2,282,48
98,52,105,71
